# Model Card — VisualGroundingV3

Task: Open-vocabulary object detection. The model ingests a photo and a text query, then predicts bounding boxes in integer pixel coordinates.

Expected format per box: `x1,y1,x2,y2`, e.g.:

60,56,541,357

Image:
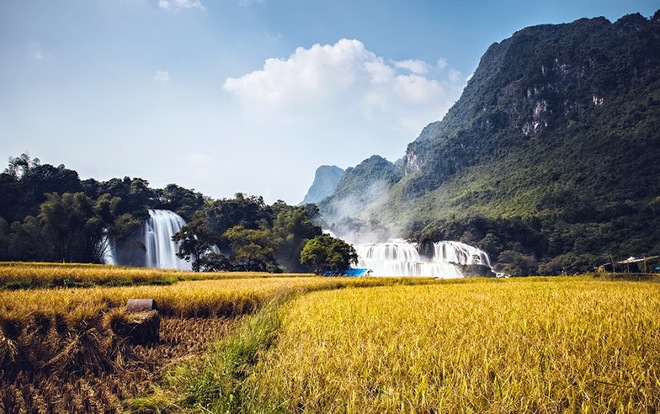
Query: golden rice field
243,277,660,413
1,275,322,413
0,261,312,289
2,263,659,413
0,277,340,319
0,273,429,322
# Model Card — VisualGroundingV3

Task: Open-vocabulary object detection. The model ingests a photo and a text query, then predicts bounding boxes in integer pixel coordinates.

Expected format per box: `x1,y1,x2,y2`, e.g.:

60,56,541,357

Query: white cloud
437,57,448,70
448,68,462,83
158,0,205,11
394,59,431,75
153,70,170,82
223,38,464,135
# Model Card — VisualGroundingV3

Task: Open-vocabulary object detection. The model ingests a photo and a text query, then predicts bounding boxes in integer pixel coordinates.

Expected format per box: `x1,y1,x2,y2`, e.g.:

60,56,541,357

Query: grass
146,297,285,413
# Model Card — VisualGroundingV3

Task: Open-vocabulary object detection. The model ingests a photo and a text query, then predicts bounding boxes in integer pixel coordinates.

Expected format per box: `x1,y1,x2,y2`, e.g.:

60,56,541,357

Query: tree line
0,155,357,274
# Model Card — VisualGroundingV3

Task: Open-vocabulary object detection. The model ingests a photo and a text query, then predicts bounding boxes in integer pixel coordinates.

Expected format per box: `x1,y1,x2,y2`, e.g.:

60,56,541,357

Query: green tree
204,193,273,250
157,184,206,221
8,216,46,261
225,225,278,272
0,217,8,260
94,193,142,244
0,154,82,224
496,250,538,276
38,192,100,262
4,192,140,264
86,176,157,221
272,204,322,272
199,252,233,272
478,232,504,260
172,211,214,272
300,235,358,275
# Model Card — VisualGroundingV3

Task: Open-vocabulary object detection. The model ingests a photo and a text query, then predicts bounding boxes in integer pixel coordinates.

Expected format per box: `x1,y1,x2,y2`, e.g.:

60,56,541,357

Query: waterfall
433,241,491,268
144,209,192,271
356,239,492,278
102,235,117,265
356,239,425,276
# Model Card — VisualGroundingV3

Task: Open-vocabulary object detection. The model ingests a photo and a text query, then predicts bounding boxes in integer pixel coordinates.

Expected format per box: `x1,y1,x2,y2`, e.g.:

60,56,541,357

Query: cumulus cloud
158,0,205,11
153,70,170,82
394,59,431,75
448,68,462,83
223,38,465,135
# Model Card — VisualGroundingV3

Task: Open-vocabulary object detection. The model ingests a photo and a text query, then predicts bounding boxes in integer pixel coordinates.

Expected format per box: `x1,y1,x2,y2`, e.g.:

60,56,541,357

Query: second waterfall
355,239,492,278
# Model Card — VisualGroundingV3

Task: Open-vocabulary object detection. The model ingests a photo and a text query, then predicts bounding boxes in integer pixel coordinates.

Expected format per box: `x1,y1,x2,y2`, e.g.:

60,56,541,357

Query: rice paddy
2,263,658,413
0,261,312,290
242,277,660,413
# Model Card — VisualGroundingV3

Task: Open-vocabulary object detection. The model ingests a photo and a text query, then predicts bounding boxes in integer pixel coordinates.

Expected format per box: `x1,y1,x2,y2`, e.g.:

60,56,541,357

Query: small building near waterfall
598,255,660,274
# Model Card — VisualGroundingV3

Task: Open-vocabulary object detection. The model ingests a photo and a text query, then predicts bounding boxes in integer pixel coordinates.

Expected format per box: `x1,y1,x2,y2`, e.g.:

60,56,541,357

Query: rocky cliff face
300,165,344,205
402,11,660,199
315,12,659,216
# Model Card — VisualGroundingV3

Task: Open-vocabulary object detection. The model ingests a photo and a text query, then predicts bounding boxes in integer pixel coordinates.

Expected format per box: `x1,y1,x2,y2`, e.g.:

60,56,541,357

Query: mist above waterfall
315,155,404,244
322,179,399,245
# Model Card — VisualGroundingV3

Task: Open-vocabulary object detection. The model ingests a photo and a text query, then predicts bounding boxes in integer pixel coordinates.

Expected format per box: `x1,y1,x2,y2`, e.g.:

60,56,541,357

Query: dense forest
0,154,355,274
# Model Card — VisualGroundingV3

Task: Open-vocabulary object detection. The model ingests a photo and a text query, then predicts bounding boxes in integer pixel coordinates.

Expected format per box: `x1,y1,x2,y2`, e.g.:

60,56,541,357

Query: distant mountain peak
300,165,344,205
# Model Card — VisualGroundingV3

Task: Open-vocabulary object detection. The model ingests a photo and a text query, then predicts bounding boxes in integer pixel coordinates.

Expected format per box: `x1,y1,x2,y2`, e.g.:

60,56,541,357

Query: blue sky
1,0,657,204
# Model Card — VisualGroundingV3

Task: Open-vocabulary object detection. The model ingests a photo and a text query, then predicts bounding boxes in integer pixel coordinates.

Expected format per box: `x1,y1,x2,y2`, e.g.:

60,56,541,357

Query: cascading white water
433,241,491,268
144,209,192,271
102,235,117,265
356,239,492,278
356,239,426,276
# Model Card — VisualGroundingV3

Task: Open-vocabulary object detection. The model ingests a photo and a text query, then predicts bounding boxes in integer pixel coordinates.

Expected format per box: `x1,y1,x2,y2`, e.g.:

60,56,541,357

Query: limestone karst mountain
313,11,660,274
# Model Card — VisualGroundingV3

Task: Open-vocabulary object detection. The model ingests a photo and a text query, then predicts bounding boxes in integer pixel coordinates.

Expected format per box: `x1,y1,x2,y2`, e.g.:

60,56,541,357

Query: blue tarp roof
322,268,372,277
344,268,371,277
